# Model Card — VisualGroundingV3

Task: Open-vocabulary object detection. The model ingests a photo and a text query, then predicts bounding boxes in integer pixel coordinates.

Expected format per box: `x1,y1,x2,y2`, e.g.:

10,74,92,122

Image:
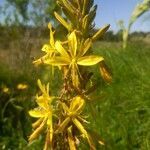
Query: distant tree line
0,0,60,26
0,23,149,49
0,0,149,50
93,28,150,42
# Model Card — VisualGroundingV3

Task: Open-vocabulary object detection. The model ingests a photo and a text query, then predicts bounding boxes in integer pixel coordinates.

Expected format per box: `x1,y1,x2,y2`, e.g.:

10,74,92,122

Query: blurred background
0,0,149,149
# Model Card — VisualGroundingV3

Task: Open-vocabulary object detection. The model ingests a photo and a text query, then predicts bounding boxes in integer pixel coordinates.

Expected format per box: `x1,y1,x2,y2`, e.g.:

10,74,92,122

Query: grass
90,41,150,150
0,40,149,149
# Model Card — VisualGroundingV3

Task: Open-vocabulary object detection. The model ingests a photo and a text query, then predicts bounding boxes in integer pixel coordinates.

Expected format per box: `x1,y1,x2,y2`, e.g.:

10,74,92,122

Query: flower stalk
118,0,150,49
28,0,111,149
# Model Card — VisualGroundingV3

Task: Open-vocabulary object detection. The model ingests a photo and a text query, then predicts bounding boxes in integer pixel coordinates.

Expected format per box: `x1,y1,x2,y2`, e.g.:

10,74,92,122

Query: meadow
0,37,149,149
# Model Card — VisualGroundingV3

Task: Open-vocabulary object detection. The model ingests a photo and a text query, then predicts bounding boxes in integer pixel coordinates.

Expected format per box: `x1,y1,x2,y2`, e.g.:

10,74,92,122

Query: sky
94,0,150,32
0,0,150,32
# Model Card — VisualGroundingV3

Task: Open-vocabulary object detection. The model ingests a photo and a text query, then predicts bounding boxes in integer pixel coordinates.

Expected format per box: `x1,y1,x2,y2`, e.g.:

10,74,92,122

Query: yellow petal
72,118,95,149
77,116,89,124
77,55,104,66
44,132,49,150
49,126,53,145
70,96,85,114
61,0,76,15
43,119,53,150
92,24,110,41
47,115,53,145
68,31,77,57
67,126,76,150
72,118,87,137
41,44,55,53
98,140,105,145
32,118,43,129
62,102,70,113
71,64,79,88
29,119,46,142
76,0,81,10
45,56,70,66
17,83,28,90
48,23,55,48
55,41,70,58
82,14,89,31
48,22,52,29
46,82,50,95
33,55,47,65
37,79,46,95
47,115,52,126
54,12,71,31
29,107,47,118
78,38,92,57
36,95,49,109
82,0,88,15
55,117,70,133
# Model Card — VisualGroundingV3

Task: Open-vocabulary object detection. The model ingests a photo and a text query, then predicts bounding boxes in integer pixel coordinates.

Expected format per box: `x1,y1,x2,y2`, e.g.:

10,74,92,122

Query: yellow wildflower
45,31,104,87
2,86,10,94
55,96,95,149
33,23,56,65
17,83,28,90
28,79,54,148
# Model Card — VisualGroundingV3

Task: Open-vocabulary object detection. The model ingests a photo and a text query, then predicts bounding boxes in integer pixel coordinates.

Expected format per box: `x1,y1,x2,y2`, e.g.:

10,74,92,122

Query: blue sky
94,0,150,32
0,0,150,32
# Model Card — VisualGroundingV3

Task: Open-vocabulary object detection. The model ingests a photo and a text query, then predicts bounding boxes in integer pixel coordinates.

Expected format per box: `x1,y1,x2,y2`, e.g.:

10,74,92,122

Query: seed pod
99,61,112,83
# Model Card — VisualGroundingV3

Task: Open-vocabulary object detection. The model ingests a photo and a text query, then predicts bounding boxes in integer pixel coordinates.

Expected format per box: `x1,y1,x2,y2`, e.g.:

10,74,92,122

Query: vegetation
0,0,150,150
118,0,150,49
0,39,149,149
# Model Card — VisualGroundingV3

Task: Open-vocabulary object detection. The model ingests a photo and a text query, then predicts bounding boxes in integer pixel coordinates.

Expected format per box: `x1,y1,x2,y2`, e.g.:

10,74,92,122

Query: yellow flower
17,83,28,90
55,96,95,149
45,31,104,87
2,86,10,94
33,23,56,65
28,79,54,147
